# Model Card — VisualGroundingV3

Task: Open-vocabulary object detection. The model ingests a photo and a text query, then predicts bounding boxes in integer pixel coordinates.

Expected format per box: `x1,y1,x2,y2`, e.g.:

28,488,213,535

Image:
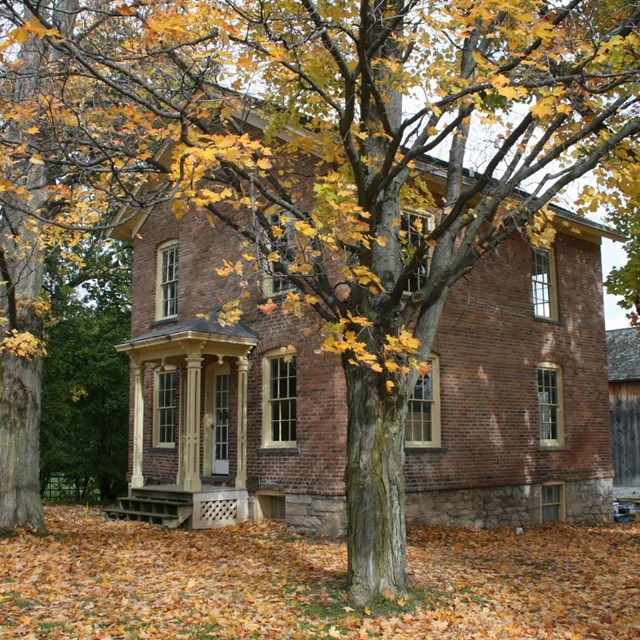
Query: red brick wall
127,203,612,496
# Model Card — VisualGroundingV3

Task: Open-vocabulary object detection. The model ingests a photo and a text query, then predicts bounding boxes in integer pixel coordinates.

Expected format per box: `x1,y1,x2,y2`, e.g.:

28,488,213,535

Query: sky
601,237,631,330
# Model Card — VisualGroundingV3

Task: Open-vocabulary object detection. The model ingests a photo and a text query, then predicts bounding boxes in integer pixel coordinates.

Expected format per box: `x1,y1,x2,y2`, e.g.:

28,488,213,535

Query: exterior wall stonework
124,187,614,533
273,478,613,536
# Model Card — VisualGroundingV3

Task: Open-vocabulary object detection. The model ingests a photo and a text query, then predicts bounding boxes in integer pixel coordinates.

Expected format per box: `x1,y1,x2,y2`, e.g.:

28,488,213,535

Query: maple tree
1,0,639,604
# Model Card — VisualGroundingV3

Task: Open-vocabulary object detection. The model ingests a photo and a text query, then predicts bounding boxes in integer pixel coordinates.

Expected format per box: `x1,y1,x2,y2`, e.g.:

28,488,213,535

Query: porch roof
115,310,258,361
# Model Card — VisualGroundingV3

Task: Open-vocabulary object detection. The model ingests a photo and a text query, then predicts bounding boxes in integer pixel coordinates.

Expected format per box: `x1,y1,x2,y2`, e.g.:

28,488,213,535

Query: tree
1,0,639,603
41,240,131,502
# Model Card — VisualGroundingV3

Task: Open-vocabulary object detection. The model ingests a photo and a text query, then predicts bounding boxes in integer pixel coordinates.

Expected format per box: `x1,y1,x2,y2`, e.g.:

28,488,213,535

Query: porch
112,312,258,529
106,484,249,529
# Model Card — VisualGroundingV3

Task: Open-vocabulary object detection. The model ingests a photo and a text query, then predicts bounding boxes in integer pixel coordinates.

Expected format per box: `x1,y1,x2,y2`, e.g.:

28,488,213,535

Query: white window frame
262,348,297,448
156,240,179,320
531,247,558,320
405,355,441,448
153,368,179,448
402,209,431,294
537,362,564,446
263,212,295,297
540,482,566,522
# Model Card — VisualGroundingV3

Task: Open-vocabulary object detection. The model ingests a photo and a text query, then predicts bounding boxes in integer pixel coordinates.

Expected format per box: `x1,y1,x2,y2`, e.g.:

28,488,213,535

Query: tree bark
0,354,45,529
345,365,408,604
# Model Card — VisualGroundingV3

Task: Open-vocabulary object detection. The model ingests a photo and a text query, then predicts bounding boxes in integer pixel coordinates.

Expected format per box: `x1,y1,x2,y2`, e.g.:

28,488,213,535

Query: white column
183,353,203,492
131,362,145,489
176,370,188,485
235,356,249,489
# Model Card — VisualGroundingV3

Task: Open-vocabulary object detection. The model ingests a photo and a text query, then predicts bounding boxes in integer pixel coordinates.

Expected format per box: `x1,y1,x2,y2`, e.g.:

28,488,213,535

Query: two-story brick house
109,156,618,534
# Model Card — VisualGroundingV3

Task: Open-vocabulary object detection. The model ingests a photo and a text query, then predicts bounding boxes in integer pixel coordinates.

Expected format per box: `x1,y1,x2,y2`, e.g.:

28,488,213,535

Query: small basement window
256,491,286,521
541,482,565,522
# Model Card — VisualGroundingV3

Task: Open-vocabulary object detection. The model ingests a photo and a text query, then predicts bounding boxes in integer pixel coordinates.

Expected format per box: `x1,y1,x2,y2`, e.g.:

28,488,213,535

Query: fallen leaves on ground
1,507,638,639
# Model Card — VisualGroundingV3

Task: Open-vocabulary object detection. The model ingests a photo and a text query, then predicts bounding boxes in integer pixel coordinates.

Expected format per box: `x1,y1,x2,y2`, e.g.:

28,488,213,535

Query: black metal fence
40,473,101,502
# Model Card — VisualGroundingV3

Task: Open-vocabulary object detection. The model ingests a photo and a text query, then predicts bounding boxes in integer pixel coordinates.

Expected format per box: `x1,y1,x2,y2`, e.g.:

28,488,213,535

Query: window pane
532,248,553,318
269,356,297,442
405,370,434,443
160,245,179,317
402,211,430,293
157,371,179,444
538,367,560,441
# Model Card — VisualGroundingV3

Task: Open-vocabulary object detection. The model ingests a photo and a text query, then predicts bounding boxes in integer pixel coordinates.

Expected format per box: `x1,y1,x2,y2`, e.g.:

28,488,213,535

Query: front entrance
212,371,230,475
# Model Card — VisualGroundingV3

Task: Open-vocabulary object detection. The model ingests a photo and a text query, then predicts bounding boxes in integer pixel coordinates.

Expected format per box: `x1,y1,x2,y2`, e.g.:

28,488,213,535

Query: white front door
213,372,230,475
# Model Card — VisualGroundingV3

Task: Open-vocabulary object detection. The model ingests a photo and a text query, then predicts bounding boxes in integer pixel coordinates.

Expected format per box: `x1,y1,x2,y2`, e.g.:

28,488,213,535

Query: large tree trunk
0,354,44,529
345,365,408,605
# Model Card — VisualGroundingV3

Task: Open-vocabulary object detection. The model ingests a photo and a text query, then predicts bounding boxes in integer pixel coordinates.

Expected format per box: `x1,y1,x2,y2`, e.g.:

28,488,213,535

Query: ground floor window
154,369,179,447
405,355,440,447
541,482,565,522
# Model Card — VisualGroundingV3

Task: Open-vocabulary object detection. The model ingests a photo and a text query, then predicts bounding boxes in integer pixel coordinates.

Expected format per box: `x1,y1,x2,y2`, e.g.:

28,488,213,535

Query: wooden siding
610,381,640,486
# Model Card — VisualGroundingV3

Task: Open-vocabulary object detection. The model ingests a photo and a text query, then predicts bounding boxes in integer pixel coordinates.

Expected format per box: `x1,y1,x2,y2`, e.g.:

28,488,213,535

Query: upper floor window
263,349,297,447
157,241,179,320
405,355,441,447
264,213,295,297
154,369,179,447
531,247,557,320
537,362,564,445
401,210,431,293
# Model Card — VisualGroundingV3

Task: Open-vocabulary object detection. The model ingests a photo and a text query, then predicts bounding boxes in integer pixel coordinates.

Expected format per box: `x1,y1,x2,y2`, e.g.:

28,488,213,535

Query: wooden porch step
105,508,180,527
105,493,193,529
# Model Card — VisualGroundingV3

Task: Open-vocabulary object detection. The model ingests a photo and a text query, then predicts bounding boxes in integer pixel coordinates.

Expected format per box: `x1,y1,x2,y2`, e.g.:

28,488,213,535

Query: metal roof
116,310,258,352
607,328,640,382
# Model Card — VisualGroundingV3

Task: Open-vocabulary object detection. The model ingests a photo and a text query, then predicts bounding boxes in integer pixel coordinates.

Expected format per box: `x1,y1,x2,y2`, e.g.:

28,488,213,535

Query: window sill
257,446,300,456
151,445,176,452
150,316,179,328
532,315,562,326
405,446,447,453
538,443,569,451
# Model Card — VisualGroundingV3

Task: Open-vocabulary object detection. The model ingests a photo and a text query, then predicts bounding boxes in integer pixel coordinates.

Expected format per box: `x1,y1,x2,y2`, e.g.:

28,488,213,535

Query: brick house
109,157,619,534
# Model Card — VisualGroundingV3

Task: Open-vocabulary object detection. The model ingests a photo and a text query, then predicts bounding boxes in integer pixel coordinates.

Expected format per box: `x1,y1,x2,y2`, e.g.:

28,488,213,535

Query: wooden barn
607,328,640,489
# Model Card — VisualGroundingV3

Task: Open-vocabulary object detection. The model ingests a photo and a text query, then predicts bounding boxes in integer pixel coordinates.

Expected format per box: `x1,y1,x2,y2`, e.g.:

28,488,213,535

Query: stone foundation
266,479,613,535
407,478,613,528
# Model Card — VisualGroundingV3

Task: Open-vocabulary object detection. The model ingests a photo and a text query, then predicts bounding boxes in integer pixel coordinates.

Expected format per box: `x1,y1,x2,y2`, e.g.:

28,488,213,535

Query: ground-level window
405,355,441,447
537,362,564,445
156,241,179,320
256,491,286,521
531,247,558,320
541,482,565,522
154,370,179,447
263,349,297,447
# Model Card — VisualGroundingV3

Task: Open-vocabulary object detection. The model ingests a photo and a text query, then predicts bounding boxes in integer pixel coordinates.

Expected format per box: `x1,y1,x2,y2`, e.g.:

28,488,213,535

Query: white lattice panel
199,499,237,524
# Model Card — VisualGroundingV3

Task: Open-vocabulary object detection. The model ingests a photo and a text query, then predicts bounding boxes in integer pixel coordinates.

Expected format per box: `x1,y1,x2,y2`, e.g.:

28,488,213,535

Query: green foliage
40,241,132,501
605,204,640,326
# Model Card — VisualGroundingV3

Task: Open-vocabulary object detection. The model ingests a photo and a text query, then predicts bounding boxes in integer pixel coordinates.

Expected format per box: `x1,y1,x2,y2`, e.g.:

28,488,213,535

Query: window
263,350,297,446
264,213,295,296
154,370,179,447
405,356,441,447
256,491,286,521
541,482,565,522
402,210,431,293
157,241,179,320
531,247,557,319
537,363,564,445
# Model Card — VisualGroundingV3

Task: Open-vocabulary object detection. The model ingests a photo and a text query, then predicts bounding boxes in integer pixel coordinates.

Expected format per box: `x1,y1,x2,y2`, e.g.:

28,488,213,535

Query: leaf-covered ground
1,507,638,639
